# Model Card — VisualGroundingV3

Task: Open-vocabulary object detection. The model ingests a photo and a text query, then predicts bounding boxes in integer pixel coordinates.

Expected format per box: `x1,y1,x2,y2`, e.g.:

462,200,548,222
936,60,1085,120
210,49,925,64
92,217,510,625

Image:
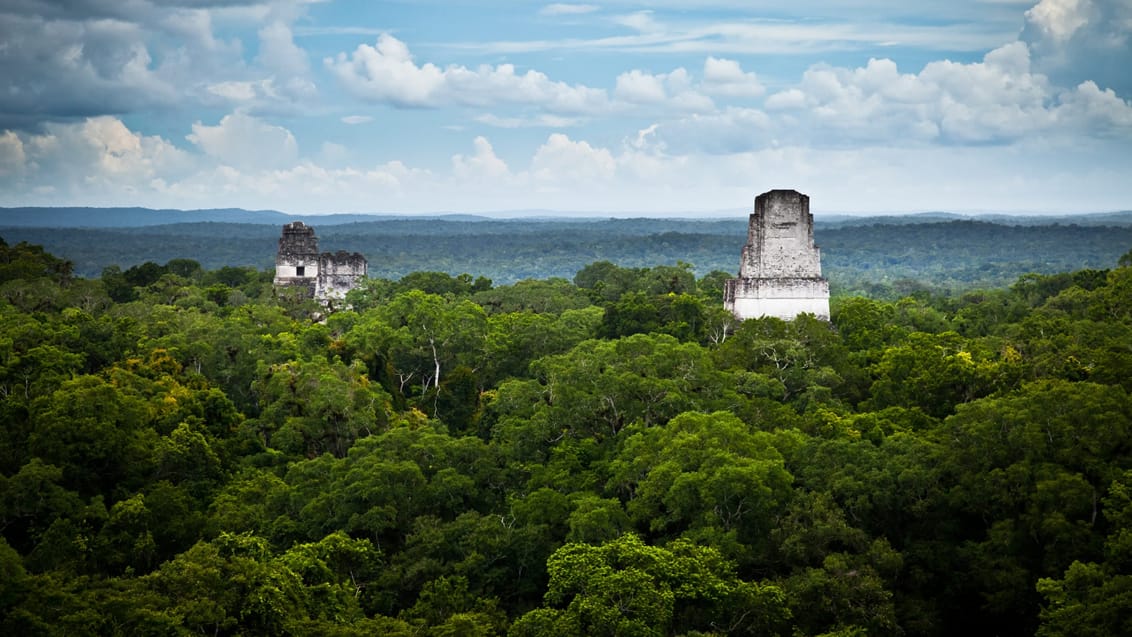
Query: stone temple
723,189,830,321
274,221,367,303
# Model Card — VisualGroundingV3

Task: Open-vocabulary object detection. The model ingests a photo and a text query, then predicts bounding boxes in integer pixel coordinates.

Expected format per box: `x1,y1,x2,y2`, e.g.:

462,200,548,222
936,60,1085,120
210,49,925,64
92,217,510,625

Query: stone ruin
273,221,367,303
724,189,830,321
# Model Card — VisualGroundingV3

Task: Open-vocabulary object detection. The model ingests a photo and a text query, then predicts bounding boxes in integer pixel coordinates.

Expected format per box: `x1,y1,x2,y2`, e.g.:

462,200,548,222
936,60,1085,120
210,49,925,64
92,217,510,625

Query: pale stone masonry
724,189,830,320
274,221,367,302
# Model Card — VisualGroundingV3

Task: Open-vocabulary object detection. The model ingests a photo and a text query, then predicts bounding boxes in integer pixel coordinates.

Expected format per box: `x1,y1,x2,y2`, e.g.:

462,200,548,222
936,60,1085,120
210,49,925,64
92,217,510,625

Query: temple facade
274,221,367,302
723,189,830,320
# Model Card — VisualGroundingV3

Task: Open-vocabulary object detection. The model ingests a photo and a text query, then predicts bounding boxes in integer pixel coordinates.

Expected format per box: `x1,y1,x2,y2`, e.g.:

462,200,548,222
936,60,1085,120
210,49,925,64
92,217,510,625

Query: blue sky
1,0,1130,215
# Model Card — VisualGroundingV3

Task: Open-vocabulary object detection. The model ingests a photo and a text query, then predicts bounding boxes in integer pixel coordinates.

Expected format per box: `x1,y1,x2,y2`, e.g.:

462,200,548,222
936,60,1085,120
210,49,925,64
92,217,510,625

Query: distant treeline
3,216,1131,296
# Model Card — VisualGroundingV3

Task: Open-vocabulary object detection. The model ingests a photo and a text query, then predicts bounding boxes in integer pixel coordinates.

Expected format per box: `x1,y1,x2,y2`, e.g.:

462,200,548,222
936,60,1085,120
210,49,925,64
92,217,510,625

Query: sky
0,0,1130,216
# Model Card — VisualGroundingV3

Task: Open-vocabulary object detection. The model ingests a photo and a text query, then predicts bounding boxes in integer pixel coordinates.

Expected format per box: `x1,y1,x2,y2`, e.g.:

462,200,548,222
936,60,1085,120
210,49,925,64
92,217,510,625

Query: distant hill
0,207,502,228
3,206,1132,229
0,207,291,227
820,211,1132,227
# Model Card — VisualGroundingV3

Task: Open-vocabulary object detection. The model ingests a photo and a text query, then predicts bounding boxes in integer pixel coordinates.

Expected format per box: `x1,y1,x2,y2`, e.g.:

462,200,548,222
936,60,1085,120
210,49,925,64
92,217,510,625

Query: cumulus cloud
56,117,193,186
636,35,1132,157
0,116,195,197
254,20,317,101
0,131,28,178
531,133,616,184
258,21,309,75
202,77,312,109
326,34,610,114
614,68,714,112
646,108,774,155
0,1,320,128
1021,0,1132,96
186,112,299,170
701,57,765,98
615,70,668,103
1,1,267,22
1055,80,1132,134
1025,0,1091,42
0,114,442,211
750,41,1132,147
0,13,177,126
452,136,512,180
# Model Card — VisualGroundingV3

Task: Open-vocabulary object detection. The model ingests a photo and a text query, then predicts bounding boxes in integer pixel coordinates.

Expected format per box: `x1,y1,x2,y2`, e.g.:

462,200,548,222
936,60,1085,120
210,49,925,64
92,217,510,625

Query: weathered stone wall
726,189,830,321
274,221,321,289
724,277,830,320
274,222,367,303
739,190,823,279
316,250,367,300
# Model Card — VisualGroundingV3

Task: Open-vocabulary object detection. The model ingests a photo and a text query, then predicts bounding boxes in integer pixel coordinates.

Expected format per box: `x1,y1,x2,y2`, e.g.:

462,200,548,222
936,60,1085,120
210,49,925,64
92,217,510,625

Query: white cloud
0,114,444,211
0,116,195,198
341,115,374,125
257,20,310,76
649,107,774,155
615,70,668,103
531,133,616,184
1025,0,1090,42
452,136,512,180
540,3,600,16
614,10,662,33
0,131,28,178
765,89,807,110
0,2,323,127
157,8,234,55
614,67,715,112
326,34,610,114
701,57,765,98
325,34,445,107
186,112,299,170
254,20,317,101
1021,0,1132,96
204,78,295,106
749,42,1132,146
1055,80,1132,133
207,81,262,103
0,13,178,122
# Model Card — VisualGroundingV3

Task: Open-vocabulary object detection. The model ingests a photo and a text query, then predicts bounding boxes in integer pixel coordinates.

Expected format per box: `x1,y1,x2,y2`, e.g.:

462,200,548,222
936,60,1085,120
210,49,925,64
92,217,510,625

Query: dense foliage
2,235,1132,636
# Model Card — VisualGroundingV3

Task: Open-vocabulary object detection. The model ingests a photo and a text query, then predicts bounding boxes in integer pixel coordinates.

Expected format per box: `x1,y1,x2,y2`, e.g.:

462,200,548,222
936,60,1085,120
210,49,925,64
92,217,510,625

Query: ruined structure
724,189,830,321
274,221,367,302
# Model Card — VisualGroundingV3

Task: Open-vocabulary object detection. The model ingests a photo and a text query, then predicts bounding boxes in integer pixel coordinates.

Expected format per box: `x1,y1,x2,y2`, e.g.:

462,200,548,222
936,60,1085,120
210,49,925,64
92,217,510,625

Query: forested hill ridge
2,237,1131,636
0,207,516,228
3,206,1132,228
3,212,1132,295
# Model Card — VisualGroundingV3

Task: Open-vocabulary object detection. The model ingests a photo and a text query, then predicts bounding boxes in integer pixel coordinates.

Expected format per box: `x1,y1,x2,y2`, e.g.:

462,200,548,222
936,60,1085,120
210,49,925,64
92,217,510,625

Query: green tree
609,411,794,564
1037,471,1132,636
252,357,391,457
516,533,790,636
